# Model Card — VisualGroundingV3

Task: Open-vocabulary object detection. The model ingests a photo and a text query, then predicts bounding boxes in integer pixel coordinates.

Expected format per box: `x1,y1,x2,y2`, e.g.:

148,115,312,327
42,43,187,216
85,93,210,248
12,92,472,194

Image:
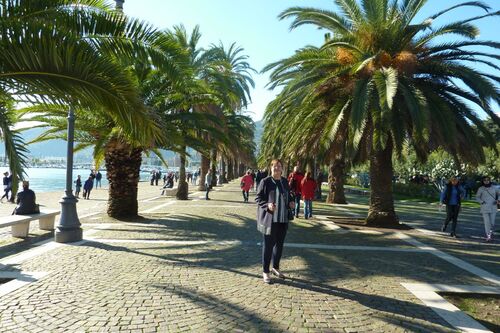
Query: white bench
0,209,61,238
160,187,178,196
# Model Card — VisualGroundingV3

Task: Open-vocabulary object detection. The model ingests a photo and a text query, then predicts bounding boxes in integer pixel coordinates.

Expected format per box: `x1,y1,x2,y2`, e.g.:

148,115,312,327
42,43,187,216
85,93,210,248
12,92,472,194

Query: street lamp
115,0,124,11
56,0,124,242
55,107,82,243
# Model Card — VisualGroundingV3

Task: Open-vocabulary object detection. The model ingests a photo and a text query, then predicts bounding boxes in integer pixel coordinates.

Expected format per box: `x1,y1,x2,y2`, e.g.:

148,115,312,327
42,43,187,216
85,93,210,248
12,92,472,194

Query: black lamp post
55,108,82,243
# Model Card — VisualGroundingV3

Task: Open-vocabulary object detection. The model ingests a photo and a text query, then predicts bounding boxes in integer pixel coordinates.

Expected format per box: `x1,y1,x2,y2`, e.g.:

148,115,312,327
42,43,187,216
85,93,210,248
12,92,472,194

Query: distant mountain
0,128,181,165
0,128,81,158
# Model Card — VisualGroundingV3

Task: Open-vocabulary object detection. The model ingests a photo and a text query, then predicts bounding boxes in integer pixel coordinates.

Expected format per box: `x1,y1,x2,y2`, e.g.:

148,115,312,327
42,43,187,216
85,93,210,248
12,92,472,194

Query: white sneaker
262,272,271,284
271,268,286,279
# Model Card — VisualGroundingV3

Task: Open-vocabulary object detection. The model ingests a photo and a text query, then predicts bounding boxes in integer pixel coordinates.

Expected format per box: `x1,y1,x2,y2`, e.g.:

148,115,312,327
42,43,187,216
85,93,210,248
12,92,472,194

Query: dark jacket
441,184,464,205
255,176,293,235
84,179,94,191
15,189,38,215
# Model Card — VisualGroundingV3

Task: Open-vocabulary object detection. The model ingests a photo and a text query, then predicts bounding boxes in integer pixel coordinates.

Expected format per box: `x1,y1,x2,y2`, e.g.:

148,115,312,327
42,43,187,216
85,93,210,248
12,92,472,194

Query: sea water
4,168,152,193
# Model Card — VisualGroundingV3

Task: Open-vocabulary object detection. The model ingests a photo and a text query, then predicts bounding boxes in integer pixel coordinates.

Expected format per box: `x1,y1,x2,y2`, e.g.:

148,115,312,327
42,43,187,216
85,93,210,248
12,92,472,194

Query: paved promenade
0,181,498,332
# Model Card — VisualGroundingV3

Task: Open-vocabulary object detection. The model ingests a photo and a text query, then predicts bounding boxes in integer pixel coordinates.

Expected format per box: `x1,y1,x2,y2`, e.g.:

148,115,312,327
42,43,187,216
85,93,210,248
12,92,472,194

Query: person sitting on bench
14,180,39,215
161,173,175,195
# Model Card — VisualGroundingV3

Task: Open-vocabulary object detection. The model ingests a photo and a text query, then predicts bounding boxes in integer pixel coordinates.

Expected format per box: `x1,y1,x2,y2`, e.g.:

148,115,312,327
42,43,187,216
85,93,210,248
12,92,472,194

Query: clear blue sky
123,0,499,121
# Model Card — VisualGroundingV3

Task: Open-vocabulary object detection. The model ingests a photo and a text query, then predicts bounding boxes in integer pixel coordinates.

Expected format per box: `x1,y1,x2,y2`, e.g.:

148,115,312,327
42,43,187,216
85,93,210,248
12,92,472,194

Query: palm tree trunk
210,149,217,187
227,159,234,181
366,139,399,227
198,154,210,191
176,146,188,200
232,158,238,179
326,158,347,204
239,161,245,176
220,157,227,183
105,139,142,218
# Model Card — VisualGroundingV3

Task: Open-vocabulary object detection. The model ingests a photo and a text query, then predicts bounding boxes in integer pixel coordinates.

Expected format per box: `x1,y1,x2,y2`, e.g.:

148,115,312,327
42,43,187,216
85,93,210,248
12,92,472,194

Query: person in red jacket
240,170,254,202
288,166,304,218
301,172,317,219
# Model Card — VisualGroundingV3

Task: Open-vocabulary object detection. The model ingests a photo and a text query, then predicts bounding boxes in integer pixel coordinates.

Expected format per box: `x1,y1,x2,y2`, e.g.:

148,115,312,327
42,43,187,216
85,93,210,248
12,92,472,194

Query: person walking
14,181,39,215
251,170,257,191
440,176,465,238
256,159,294,284
288,166,304,218
240,170,254,202
95,170,102,188
74,175,82,198
83,176,94,200
476,176,500,242
150,170,155,186
205,169,212,200
1,171,11,203
301,172,317,219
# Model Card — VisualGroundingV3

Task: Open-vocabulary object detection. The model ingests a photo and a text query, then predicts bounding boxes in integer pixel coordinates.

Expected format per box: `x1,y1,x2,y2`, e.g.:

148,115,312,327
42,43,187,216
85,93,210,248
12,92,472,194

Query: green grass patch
441,293,500,332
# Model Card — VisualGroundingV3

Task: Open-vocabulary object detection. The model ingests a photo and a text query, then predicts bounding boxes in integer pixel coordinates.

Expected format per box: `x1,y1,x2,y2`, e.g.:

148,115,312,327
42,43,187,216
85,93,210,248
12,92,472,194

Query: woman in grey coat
255,159,294,284
476,176,500,242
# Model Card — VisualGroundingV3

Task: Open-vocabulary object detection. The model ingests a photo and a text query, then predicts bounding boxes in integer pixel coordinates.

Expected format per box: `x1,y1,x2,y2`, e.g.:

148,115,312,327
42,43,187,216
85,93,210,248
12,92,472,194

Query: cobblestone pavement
0,181,498,332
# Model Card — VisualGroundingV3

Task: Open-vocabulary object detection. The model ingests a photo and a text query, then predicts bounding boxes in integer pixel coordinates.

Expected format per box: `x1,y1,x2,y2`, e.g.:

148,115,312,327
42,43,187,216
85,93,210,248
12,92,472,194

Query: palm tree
265,0,499,226
199,43,256,186
0,0,165,200
0,95,29,199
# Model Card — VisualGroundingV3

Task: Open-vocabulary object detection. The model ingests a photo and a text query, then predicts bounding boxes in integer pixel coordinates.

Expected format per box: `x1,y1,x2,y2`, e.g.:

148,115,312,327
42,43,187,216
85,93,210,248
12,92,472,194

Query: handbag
485,189,499,210
287,192,295,221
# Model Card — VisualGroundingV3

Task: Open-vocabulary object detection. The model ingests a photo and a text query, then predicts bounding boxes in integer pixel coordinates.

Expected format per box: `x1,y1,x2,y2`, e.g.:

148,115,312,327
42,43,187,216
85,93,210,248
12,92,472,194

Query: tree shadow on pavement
81,238,456,332
151,283,276,331
273,277,455,332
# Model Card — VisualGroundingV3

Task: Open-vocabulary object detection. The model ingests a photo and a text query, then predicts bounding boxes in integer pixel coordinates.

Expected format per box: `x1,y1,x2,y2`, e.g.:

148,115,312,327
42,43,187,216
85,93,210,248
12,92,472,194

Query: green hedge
392,183,439,199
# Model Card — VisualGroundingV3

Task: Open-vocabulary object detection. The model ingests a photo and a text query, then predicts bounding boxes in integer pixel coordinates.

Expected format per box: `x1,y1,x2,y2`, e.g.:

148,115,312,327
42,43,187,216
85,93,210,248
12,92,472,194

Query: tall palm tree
265,0,499,226
261,44,355,204
200,42,256,186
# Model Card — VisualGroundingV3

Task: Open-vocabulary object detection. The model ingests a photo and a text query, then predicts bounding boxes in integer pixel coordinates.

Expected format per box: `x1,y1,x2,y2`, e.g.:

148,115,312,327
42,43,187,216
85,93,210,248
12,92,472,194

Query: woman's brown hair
270,159,283,167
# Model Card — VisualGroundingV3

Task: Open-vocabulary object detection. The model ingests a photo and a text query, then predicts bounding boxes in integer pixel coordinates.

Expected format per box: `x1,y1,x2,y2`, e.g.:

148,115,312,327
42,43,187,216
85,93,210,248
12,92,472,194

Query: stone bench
0,209,61,238
160,187,178,196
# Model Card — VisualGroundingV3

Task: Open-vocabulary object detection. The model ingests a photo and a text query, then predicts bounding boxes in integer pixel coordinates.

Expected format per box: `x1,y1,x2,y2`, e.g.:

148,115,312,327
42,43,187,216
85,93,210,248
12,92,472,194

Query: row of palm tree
260,0,499,226
1,0,256,218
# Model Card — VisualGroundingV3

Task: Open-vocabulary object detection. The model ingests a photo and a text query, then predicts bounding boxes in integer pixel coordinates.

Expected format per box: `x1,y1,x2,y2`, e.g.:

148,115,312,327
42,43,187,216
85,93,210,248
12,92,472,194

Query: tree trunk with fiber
326,158,347,204
227,159,234,181
220,157,227,183
105,139,142,218
366,139,399,227
198,154,210,191
176,146,188,200
210,149,217,188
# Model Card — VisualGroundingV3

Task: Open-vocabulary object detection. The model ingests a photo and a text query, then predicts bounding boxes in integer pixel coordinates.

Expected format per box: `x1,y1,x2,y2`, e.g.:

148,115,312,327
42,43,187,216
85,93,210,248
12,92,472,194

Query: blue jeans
205,184,210,199
304,200,312,218
294,193,301,217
